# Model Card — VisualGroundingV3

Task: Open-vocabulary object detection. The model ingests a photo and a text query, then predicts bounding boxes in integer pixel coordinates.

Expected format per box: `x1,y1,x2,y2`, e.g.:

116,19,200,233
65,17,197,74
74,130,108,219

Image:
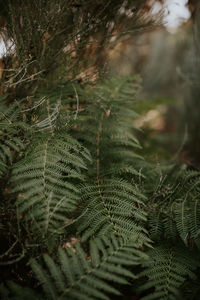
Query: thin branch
0,239,18,259
72,84,79,120
0,248,25,266
21,96,47,112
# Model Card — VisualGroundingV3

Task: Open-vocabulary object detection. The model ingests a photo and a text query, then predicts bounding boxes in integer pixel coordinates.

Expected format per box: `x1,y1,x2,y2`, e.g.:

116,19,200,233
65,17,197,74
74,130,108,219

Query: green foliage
0,75,151,299
139,245,198,300
1,2,200,298
0,281,40,300
1,235,148,299
1,74,200,300
78,178,149,243
1,72,200,300
29,234,148,300
0,98,27,177
71,76,149,245
143,166,200,247
11,132,91,239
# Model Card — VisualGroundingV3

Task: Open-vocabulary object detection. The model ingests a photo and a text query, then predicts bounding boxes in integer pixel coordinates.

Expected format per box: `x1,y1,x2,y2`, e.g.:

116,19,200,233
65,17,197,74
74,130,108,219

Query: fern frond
11,131,91,238
69,76,149,246
0,281,40,300
30,234,148,299
78,177,150,246
72,75,142,175
0,100,26,177
139,244,198,300
173,197,200,246
144,166,200,246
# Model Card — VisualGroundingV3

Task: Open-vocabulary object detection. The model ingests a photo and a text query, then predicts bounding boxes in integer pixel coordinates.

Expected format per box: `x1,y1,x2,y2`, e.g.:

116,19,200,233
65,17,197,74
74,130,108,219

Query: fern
2,70,200,300
78,178,149,246
11,131,91,239
143,166,200,247
180,276,200,300
29,234,148,300
69,76,150,247
3,1,200,299
0,99,27,177
72,75,142,171
138,244,198,300
0,281,40,300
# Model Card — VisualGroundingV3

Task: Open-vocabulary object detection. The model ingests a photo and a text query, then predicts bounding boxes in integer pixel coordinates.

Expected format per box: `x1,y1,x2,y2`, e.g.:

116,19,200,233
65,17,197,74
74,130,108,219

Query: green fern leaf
30,234,147,299
11,132,91,238
0,101,26,177
0,281,40,299
78,178,149,246
139,244,198,300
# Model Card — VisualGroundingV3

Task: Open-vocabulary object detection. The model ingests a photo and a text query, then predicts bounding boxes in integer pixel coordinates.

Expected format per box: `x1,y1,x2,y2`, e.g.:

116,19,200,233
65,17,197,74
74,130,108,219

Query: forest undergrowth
0,1,200,299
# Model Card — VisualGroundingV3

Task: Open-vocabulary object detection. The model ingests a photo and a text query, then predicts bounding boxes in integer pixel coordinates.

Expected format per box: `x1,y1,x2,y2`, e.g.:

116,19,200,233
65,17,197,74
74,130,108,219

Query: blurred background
107,0,200,167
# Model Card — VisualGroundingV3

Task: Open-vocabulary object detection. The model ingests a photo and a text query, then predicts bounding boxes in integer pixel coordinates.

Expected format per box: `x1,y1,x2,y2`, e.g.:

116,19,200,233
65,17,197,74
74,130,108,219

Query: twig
0,239,18,259
21,96,47,112
8,70,44,87
72,84,79,120
0,248,25,265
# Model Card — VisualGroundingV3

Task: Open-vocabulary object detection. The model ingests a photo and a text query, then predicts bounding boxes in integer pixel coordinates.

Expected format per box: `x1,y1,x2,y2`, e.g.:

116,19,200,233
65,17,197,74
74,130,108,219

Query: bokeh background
107,0,200,167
